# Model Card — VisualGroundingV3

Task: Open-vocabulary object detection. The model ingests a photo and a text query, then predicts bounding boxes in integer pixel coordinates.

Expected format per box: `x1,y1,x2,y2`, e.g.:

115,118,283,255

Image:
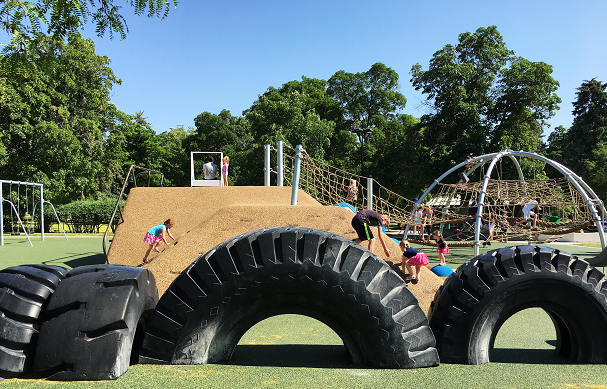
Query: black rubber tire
429,245,607,364
139,227,439,369
0,264,68,378
33,265,158,380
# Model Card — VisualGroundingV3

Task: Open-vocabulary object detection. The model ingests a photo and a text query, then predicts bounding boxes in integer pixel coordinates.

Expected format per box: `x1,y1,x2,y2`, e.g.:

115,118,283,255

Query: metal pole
40,185,45,241
367,178,373,210
1,183,3,246
360,136,364,177
291,144,303,205
276,140,284,186
264,144,271,186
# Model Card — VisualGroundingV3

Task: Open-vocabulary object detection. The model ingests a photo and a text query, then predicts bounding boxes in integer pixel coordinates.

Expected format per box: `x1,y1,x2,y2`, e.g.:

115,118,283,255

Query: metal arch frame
406,150,606,256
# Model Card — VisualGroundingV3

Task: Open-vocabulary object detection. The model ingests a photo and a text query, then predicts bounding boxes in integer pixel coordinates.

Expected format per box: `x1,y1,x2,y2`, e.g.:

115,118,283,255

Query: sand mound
107,187,442,312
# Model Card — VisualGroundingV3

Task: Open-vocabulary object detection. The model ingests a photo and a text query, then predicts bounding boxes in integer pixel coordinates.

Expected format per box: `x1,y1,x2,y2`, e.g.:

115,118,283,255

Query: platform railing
103,165,165,263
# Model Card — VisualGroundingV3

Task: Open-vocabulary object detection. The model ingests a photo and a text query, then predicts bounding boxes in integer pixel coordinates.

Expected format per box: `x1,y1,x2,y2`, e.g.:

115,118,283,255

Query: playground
2,149,607,386
1,232,606,388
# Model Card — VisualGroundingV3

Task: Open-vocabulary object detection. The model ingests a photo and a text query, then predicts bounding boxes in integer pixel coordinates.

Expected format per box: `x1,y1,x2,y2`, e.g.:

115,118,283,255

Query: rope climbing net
280,147,604,245
282,146,417,225
430,178,596,240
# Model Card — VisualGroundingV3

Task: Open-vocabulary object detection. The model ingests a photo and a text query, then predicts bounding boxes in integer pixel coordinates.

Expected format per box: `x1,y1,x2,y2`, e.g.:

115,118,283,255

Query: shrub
48,198,123,233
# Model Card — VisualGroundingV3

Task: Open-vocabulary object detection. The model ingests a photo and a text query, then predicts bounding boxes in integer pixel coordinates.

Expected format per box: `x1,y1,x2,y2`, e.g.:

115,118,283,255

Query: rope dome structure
405,150,606,255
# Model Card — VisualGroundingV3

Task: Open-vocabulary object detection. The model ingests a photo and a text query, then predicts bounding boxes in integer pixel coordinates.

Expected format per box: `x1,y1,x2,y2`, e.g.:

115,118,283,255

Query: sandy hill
107,186,442,312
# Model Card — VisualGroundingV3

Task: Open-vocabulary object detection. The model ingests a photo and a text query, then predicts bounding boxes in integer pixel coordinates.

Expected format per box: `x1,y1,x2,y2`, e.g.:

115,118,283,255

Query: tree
245,87,335,160
185,110,254,186
327,63,407,176
0,33,126,202
586,144,607,199
156,125,192,187
410,26,561,181
1,0,178,51
566,79,607,178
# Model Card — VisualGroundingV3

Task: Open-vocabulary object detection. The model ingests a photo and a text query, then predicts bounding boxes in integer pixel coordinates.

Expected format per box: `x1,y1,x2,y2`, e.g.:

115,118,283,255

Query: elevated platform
539,232,602,244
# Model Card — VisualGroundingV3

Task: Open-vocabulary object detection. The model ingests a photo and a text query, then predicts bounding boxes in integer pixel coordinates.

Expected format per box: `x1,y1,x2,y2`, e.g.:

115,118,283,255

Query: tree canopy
1,0,178,50
9,25,603,206
410,25,561,180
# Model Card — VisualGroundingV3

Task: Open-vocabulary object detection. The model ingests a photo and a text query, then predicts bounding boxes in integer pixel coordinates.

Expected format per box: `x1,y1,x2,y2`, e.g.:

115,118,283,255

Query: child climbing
343,178,358,209
143,219,175,264
351,209,391,257
432,230,449,266
222,156,230,186
484,217,495,246
399,239,429,284
516,198,542,229
457,155,475,186
500,210,510,242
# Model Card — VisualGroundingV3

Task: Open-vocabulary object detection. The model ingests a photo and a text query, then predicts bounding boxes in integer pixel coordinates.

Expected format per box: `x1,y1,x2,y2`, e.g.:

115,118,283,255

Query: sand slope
107,186,442,312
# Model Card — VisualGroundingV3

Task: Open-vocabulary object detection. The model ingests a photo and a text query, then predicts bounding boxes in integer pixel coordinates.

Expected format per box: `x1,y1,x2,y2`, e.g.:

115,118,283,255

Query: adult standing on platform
203,156,217,180
351,209,391,257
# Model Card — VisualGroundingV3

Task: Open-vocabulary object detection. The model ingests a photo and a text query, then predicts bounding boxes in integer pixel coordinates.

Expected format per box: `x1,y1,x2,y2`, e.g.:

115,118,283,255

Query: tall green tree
1,0,178,50
245,86,335,160
410,26,561,181
566,79,607,178
0,32,124,202
156,125,192,187
327,63,407,177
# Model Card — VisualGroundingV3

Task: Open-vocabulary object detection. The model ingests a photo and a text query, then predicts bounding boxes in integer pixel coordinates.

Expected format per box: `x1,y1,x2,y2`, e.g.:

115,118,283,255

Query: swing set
0,180,67,246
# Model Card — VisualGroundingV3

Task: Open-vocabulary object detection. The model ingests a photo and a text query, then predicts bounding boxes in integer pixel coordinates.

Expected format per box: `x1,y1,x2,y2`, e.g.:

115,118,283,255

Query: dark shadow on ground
226,344,355,368
492,344,571,364
41,253,106,268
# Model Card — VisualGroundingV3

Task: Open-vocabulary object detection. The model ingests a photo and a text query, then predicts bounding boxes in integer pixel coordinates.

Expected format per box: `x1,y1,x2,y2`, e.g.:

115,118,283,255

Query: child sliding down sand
143,219,175,264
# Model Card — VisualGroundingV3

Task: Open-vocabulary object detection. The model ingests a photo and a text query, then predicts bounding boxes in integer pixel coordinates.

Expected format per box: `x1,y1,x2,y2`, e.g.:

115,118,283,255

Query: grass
2,235,607,388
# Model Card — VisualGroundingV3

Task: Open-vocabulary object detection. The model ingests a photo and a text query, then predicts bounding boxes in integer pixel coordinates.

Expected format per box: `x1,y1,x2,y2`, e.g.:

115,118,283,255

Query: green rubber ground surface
2,235,607,388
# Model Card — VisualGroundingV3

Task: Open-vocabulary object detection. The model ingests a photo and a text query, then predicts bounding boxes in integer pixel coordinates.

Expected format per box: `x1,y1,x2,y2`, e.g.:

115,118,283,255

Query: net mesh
281,146,599,241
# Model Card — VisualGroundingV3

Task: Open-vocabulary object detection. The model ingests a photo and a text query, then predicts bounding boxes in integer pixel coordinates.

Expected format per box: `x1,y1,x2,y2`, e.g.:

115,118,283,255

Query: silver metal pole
367,178,373,210
40,184,45,241
276,140,284,187
264,144,271,186
291,144,303,205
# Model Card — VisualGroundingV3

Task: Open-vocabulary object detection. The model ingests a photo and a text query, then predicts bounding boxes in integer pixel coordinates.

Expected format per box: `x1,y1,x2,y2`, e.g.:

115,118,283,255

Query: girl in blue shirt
143,218,175,264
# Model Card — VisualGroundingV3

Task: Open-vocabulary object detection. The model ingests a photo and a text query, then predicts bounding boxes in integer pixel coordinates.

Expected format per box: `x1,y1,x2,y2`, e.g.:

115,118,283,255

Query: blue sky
83,0,606,139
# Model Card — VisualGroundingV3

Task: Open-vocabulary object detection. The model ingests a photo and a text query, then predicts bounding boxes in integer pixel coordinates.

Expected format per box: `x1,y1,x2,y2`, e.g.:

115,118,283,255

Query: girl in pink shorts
399,240,429,284
143,219,175,264
432,230,449,266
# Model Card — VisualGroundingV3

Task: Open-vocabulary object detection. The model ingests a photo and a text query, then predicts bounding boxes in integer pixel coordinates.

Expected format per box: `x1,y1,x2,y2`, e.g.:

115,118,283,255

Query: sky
81,0,607,139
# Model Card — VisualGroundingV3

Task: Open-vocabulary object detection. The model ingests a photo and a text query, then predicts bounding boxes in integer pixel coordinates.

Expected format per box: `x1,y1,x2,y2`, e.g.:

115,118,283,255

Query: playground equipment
269,145,606,256
102,165,165,262
139,227,439,369
406,150,606,256
0,264,68,378
33,265,158,380
190,151,224,187
5,229,607,380
0,180,67,246
264,142,416,223
430,245,607,364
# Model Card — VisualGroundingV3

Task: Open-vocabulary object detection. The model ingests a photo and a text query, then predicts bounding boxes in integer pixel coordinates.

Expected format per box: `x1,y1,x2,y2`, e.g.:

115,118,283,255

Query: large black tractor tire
139,227,439,369
33,265,158,380
0,264,68,379
429,245,607,364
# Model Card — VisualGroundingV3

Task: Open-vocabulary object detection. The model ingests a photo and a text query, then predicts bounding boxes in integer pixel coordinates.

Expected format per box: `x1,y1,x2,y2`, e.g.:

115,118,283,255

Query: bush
48,198,123,233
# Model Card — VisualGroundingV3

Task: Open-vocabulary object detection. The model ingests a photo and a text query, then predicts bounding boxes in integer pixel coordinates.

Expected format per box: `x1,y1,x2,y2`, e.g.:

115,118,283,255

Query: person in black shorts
351,209,391,257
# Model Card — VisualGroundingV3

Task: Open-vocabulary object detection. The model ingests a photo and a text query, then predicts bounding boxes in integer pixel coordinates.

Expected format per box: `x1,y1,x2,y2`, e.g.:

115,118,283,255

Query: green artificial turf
2,235,607,388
